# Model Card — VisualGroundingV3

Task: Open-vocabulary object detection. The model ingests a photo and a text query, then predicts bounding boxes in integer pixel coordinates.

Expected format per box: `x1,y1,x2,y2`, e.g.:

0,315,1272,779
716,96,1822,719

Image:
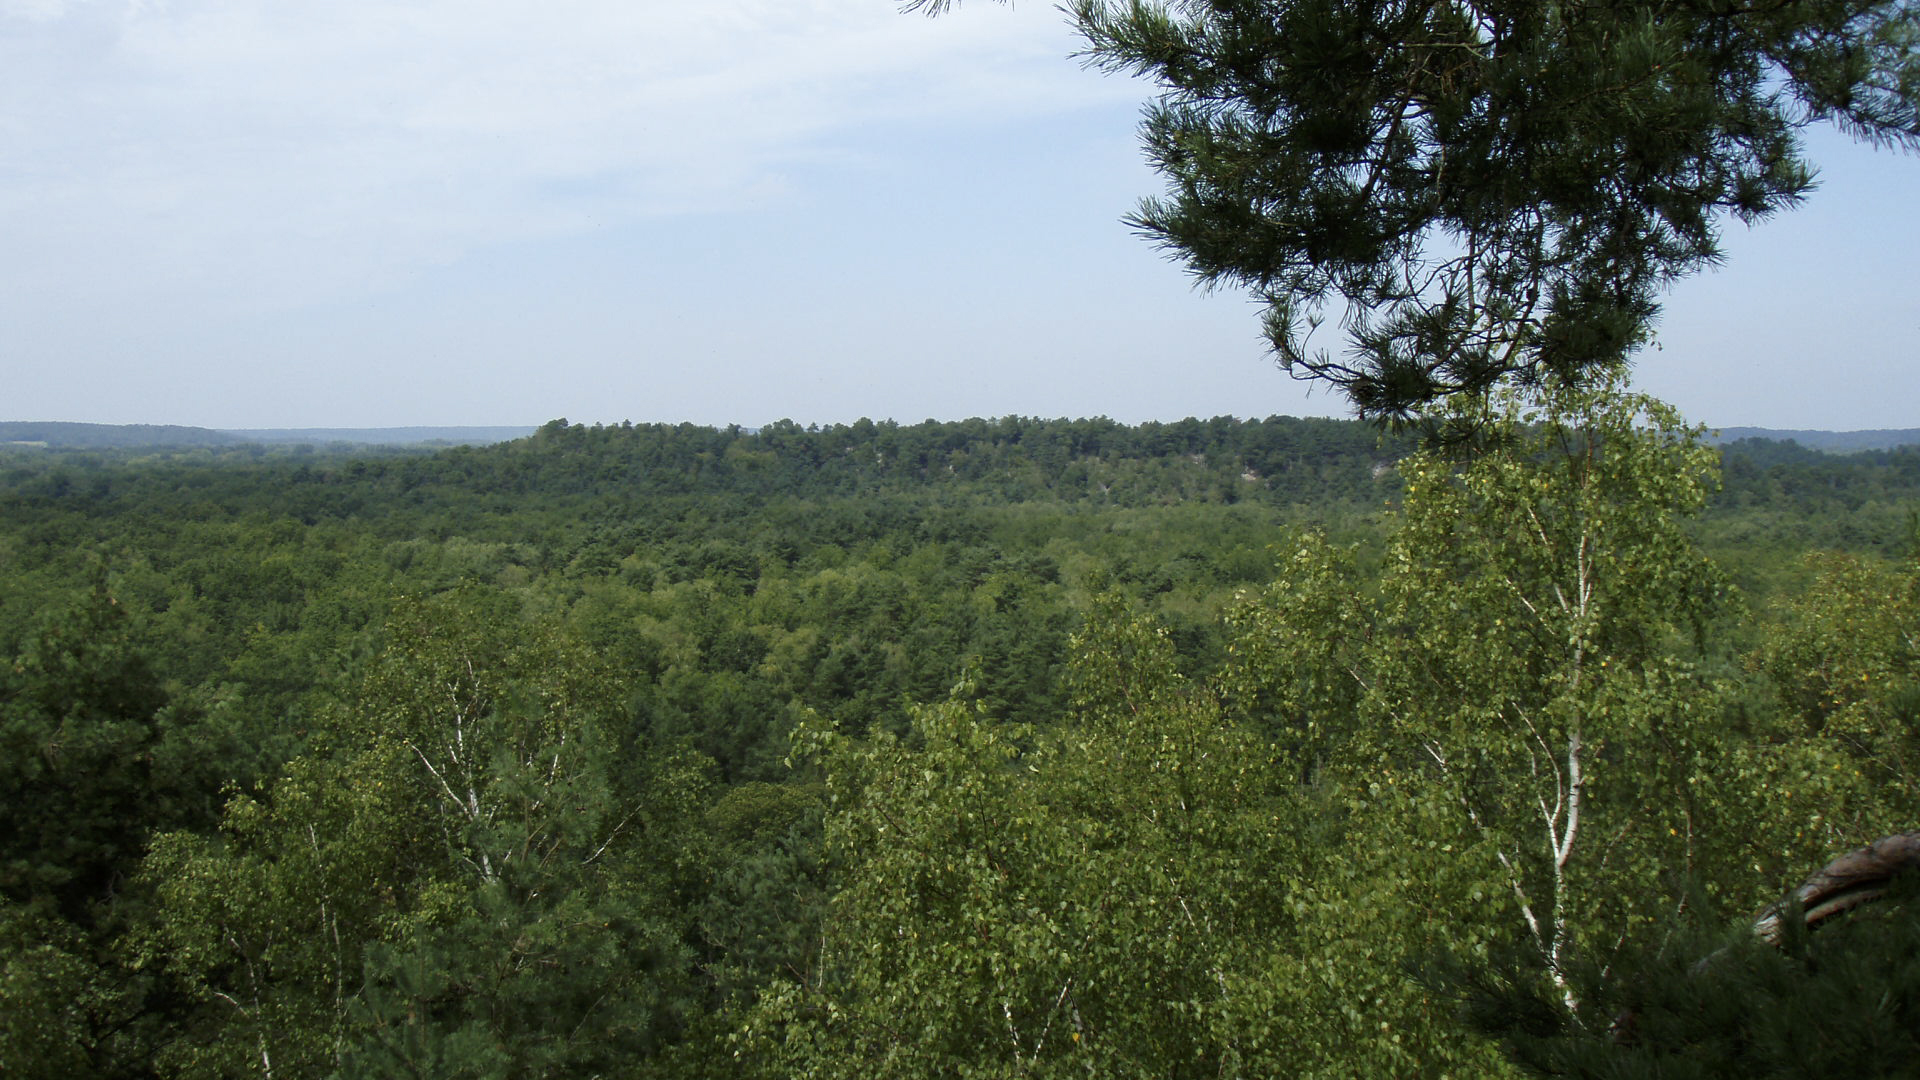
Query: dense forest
4,395,1920,1077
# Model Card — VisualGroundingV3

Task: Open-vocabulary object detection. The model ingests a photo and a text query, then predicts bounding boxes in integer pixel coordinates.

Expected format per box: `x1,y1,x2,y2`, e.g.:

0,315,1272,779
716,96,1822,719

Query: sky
3,1,1916,432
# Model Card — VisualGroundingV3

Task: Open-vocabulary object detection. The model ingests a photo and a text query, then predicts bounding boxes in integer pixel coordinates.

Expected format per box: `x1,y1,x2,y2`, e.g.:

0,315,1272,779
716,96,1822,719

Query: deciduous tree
741,601,1302,1077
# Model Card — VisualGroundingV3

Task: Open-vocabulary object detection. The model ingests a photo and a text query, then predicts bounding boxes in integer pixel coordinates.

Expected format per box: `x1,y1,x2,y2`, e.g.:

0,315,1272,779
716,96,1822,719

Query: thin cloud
0,0,1137,312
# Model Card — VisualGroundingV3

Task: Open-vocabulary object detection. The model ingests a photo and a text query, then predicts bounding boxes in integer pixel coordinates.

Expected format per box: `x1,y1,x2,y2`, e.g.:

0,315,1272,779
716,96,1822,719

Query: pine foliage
1018,0,1920,416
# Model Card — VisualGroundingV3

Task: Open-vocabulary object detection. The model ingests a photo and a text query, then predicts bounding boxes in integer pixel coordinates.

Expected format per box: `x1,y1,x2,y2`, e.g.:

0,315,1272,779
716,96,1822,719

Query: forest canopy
4,409,1920,1075
4,3,1918,1077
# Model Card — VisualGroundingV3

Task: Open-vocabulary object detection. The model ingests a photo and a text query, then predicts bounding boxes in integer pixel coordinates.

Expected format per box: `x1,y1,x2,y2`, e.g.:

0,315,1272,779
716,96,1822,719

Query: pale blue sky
3,1,1915,431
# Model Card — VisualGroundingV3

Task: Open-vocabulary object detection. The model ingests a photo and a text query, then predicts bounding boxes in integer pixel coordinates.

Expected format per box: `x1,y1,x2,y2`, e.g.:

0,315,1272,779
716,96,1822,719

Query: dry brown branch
1752,831,1920,946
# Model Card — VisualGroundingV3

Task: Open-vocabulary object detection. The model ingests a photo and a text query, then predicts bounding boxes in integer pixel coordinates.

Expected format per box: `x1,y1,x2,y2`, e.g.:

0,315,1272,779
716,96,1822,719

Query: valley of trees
5,401,1920,1077
8,0,1917,1074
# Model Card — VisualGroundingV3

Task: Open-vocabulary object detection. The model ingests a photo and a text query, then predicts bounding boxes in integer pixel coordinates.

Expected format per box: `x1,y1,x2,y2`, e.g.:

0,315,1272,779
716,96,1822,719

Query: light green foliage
1359,381,1728,1020
140,745,426,1077
737,382,1916,1077
1218,535,1372,762
1756,552,1920,798
1214,380,1735,1066
1221,536,1524,1078
1708,552,1920,897
742,597,1299,1077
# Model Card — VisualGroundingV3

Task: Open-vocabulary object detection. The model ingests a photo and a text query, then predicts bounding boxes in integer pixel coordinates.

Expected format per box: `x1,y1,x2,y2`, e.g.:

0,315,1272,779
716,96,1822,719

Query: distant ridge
10,419,1915,454
0,422,537,449
218,426,537,446
0,421,240,448
1713,427,1920,453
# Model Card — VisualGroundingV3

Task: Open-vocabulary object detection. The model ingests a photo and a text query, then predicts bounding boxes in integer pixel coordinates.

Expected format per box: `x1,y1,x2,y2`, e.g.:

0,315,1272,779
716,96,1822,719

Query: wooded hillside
4,406,1919,1077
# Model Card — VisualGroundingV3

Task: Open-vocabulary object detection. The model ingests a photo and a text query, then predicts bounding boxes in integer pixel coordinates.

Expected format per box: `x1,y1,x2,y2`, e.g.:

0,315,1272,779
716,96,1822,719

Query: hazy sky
4,1,1916,431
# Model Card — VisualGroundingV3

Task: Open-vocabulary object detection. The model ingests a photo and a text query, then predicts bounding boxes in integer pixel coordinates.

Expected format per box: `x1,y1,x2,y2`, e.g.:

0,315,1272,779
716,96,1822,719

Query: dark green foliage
0,578,181,920
697,782,828,1005
0,581,224,1076
1454,875,1920,1078
4,408,1920,1074
140,589,716,1077
0,902,124,1078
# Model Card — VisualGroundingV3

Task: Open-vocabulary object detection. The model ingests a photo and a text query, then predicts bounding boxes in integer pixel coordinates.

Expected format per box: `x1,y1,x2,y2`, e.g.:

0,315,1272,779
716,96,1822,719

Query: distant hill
218,426,537,446
0,422,536,449
1713,427,1920,452
11,419,1913,455
0,421,241,448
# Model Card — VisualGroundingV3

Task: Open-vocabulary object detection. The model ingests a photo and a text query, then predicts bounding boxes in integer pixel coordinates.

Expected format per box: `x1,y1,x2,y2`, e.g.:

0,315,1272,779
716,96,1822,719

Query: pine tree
1453,841,1920,1079
918,0,1920,417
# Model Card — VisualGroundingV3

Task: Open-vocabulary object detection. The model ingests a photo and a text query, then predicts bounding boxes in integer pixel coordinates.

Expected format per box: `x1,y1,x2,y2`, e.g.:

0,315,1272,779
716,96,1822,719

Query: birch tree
1360,379,1726,1023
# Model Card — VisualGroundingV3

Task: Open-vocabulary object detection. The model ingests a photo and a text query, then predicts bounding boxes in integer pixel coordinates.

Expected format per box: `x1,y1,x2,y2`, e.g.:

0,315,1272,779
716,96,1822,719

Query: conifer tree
1453,843,1920,1078
917,0,1920,417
